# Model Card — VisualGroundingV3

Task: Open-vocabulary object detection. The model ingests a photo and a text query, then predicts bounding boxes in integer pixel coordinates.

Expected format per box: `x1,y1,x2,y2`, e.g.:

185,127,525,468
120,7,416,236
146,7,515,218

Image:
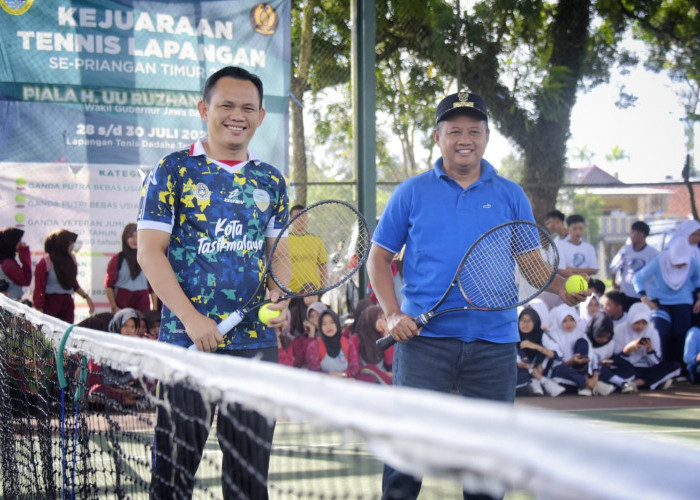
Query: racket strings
270,201,370,295
458,224,557,309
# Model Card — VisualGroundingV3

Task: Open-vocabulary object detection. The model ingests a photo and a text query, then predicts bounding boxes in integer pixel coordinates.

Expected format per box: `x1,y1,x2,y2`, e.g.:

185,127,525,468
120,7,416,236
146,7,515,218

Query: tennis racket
216,199,370,335
377,220,558,351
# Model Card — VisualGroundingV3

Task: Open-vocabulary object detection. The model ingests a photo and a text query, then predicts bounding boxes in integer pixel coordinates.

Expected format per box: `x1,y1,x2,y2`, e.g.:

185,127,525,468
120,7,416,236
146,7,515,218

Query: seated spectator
288,283,322,336
277,324,295,367
86,308,149,407
578,293,602,331
602,290,628,328
143,309,161,340
0,227,32,300
587,278,606,298
515,308,564,397
352,305,393,385
544,304,614,396
306,309,359,379
585,311,636,393
683,327,700,383
525,299,550,331
633,237,700,367
615,303,680,390
342,298,374,338
287,284,324,368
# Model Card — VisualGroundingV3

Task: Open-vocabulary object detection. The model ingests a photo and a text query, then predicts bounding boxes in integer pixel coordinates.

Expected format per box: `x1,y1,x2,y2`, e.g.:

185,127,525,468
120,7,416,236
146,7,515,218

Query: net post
55,324,75,390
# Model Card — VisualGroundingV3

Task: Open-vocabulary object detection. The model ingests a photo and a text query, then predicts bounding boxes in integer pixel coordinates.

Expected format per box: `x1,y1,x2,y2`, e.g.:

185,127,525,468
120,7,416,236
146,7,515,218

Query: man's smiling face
197,77,265,158
434,114,489,175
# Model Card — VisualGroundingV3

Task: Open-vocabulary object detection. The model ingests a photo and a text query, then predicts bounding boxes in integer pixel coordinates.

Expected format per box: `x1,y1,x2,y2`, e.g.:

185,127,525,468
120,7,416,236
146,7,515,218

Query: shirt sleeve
137,158,179,233
1,258,31,286
306,340,321,372
104,254,119,288
372,183,410,254
346,335,361,378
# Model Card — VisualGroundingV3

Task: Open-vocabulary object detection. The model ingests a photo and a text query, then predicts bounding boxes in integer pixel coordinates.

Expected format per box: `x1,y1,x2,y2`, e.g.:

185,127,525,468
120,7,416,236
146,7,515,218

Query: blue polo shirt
372,158,535,343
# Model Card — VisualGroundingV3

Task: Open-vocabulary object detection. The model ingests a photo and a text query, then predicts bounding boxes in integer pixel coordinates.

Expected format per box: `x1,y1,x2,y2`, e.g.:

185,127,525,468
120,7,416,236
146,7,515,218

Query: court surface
516,380,700,450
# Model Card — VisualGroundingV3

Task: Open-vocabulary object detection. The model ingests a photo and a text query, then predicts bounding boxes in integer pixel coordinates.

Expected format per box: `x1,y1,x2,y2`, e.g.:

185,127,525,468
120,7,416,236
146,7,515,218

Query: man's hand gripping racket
216,199,370,339
377,221,559,350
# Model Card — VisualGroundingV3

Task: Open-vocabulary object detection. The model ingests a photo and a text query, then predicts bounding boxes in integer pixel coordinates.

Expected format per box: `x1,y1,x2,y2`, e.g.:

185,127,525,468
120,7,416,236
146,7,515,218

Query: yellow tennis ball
565,275,588,294
258,304,281,325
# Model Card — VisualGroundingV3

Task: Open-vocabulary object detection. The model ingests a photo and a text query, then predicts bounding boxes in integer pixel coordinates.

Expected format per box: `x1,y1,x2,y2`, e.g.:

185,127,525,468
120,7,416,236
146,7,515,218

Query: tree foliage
289,0,696,220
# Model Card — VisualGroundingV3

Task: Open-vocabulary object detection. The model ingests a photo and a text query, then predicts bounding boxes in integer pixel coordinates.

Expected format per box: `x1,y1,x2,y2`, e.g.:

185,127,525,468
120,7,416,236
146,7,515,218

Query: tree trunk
289,0,315,206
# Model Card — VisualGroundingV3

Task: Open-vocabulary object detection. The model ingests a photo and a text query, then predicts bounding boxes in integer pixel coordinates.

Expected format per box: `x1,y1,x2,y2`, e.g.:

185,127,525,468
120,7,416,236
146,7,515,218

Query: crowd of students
0,223,163,406
5,212,700,399
517,212,700,397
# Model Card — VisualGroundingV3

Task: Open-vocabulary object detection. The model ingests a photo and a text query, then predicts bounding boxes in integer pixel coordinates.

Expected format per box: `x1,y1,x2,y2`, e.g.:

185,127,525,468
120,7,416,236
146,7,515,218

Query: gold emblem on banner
250,3,279,36
1,0,34,15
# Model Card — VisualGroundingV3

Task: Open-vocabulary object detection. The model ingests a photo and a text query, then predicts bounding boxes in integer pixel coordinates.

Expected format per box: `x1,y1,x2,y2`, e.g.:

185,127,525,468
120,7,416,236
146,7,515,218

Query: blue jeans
382,336,517,500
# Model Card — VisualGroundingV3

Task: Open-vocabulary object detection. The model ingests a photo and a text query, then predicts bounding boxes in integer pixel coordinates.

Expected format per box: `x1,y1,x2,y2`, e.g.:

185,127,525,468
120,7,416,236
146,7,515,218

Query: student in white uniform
614,302,681,390
609,221,659,310
544,304,614,396
558,214,598,277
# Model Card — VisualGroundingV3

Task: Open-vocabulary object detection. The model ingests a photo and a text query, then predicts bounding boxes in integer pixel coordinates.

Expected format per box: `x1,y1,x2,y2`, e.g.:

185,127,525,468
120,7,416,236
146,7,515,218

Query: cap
435,91,488,125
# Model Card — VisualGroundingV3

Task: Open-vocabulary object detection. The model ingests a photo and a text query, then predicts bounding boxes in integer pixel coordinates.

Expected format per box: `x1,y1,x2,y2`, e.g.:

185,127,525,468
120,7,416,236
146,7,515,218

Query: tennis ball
565,275,588,294
258,303,281,325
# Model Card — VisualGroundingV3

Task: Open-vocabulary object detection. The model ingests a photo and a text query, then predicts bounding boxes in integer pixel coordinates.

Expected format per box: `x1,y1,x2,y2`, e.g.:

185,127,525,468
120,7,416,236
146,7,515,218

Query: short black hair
203,66,264,107
604,290,626,307
291,204,305,213
588,278,606,296
566,214,585,226
631,221,650,237
545,210,565,222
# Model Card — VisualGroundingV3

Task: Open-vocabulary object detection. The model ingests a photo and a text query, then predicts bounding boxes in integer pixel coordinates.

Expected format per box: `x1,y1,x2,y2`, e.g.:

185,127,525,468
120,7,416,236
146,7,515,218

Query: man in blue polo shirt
367,91,586,500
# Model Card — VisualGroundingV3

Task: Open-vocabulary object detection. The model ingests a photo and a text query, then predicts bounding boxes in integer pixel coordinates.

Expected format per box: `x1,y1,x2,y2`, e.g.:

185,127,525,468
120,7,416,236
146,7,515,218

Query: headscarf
578,293,600,327
546,304,584,361
120,223,141,279
44,229,78,290
143,310,161,331
107,308,140,334
613,302,658,364
518,307,544,360
671,220,700,244
526,299,550,331
306,302,328,321
350,299,374,335
659,237,691,290
585,311,614,348
0,227,23,261
318,309,343,358
354,305,384,364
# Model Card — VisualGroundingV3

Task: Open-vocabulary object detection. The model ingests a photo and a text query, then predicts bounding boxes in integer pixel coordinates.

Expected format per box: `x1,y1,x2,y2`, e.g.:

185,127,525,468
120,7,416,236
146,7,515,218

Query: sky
486,64,697,185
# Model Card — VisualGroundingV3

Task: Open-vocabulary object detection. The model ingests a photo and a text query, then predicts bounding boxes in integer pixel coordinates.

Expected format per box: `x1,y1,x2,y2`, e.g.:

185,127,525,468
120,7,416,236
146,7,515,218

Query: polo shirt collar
433,157,497,184
189,137,261,165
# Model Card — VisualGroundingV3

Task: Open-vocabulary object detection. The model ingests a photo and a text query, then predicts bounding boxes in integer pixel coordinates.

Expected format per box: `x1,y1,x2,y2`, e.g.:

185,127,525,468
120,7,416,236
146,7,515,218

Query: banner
0,0,290,317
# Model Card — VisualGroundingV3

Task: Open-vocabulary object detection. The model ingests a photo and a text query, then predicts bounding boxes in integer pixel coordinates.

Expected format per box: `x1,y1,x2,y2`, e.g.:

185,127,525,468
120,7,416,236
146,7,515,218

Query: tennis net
1,294,700,499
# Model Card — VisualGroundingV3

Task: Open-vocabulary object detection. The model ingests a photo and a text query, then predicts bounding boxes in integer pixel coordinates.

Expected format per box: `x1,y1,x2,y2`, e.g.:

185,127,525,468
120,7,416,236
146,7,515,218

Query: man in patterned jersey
137,66,289,499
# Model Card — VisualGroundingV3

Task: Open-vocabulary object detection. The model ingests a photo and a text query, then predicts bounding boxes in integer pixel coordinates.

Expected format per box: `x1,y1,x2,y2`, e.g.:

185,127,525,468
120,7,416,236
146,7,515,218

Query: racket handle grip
218,311,244,334
376,335,397,351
